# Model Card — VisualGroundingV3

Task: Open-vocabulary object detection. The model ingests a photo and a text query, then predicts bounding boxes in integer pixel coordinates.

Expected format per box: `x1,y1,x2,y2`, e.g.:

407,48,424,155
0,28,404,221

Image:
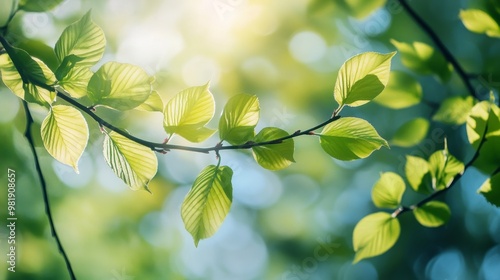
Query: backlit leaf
405,155,431,194
334,52,396,107
374,71,422,109
371,172,405,209
87,62,153,110
413,201,451,227
319,117,388,161
181,165,233,246
460,9,500,38
252,127,295,170
428,149,464,191
477,173,500,207
433,96,475,125
219,94,260,145
391,118,429,147
58,67,93,98
135,90,163,112
353,212,400,263
103,131,158,191
163,83,216,142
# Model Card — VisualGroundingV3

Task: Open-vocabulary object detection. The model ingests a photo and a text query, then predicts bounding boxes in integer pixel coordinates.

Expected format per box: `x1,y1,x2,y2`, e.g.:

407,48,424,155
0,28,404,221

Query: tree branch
398,0,478,99
22,102,77,280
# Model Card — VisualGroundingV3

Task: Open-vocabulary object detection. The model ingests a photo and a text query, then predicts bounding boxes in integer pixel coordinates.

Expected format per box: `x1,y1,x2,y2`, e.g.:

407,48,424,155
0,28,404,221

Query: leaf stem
22,102,77,280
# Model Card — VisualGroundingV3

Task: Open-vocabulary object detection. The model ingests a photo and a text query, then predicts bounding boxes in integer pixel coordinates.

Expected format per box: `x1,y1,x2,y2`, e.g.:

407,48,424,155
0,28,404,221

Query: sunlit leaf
219,94,260,145
334,52,396,107
58,67,93,98
413,201,451,227
19,0,65,12
428,149,464,191
391,40,452,82
181,165,233,246
163,83,216,142
319,117,388,161
405,155,431,194
374,71,422,109
55,11,106,70
459,9,500,38
103,131,158,191
135,90,163,112
477,173,500,207
252,127,295,170
371,172,405,209
41,105,89,173
87,62,153,110
433,96,475,125
353,212,400,263
391,118,429,147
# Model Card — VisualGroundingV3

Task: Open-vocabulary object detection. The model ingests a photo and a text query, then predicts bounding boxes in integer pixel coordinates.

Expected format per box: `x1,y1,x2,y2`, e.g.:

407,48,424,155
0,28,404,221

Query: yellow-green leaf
353,212,400,263
40,105,89,173
87,62,153,110
319,117,388,161
374,71,422,109
433,96,475,125
181,165,233,246
413,201,451,227
163,83,216,142
219,94,260,145
103,131,158,191
252,127,295,170
371,172,405,209
405,155,431,194
391,118,429,147
334,52,396,107
459,9,500,38
344,0,387,19
58,67,93,98
135,90,163,112
428,149,464,191
19,0,64,12
477,173,500,207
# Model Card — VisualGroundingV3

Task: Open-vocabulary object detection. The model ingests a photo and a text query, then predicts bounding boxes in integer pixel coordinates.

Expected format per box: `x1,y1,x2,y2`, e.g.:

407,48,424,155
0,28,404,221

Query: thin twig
398,0,478,99
22,102,77,280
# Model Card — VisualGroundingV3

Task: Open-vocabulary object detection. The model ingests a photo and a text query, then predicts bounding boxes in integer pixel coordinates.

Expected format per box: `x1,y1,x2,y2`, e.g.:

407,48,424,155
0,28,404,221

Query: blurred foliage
1,0,500,279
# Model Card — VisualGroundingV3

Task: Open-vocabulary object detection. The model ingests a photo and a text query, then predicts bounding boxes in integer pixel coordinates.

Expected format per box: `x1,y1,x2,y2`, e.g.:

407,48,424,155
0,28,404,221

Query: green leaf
334,52,396,107
87,62,153,110
181,165,233,246
103,131,158,191
343,0,387,19
405,155,431,194
413,201,451,227
371,172,405,209
252,127,295,170
319,117,388,161
163,83,216,142
477,173,500,207
459,9,500,38
219,94,260,145
433,96,475,125
353,212,400,263
55,11,106,73
391,40,452,82
135,90,164,112
428,149,464,191
58,67,93,98
373,71,422,109
40,105,89,172
19,0,65,12
0,52,56,106
391,118,429,147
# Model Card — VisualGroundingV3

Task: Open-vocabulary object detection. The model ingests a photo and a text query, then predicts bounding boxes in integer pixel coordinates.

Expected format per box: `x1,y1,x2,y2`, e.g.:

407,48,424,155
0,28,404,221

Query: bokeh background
1,0,500,279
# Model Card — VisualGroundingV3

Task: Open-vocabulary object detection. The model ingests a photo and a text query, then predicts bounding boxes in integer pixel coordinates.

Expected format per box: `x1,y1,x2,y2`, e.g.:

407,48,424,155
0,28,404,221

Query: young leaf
41,105,89,173
135,90,164,112
432,96,475,125
477,173,500,207
55,11,106,70
405,155,431,194
19,0,65,12
181,165,233,246
459,9,500,38
163,83,216,142
371,172,405,209
428,149,464,191
58,67,93,98
87,62,153,110
319,117,388,161
252,127,295,170
391,118,429,148
374,71,422,109
103,131,158,191
466,101,500,149
391,40,452,82
219,94,260,145
413,201,451,227
353,212,400,263
334,52,396,107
